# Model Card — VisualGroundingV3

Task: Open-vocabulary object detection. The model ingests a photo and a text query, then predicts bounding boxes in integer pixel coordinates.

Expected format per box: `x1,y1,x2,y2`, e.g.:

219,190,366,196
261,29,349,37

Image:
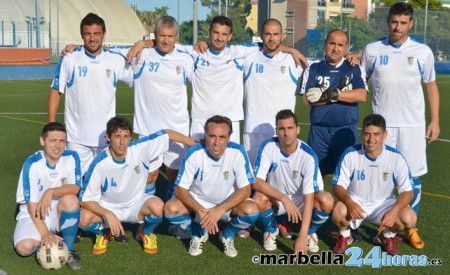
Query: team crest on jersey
61,177,67,185
407,56,414,65
292,170,299,179
383,172,389,181
134,165,140,174
223,171,229,180
106,69,112,78
176,66,182,74
280,66,286,74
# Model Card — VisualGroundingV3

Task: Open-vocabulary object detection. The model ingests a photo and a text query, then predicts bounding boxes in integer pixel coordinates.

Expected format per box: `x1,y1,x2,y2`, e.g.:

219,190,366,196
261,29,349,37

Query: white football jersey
80,131,169,208
51,48,133,147
332,144,413,206
362,37,436,127
126,47,194,136
254,137,323,196
16,150,82,218
176,142,255,206
179,44,259,122
243,51,303,134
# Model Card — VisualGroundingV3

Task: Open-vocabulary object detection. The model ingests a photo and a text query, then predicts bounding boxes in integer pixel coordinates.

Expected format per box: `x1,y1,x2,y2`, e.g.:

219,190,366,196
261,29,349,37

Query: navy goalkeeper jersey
298,57,367,127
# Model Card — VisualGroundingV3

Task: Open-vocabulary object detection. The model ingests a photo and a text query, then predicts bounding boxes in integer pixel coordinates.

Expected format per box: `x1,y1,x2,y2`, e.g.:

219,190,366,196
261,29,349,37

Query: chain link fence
303,6,450,63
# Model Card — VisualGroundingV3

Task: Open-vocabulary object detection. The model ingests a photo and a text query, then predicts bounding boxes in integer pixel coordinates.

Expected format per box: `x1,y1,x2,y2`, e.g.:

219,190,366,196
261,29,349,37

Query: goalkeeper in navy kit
297,29,368,177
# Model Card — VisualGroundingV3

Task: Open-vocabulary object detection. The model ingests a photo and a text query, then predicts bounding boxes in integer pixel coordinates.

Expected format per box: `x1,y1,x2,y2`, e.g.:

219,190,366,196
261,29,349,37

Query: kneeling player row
14,112,418,270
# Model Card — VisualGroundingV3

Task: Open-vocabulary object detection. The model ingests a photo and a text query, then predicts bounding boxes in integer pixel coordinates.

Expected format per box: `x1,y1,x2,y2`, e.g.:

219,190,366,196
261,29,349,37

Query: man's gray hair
155,16,179,34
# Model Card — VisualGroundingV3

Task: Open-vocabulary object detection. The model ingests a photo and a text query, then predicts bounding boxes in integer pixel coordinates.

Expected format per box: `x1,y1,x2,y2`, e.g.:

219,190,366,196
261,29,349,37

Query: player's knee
163,198,183,215
332,202,347,223
15,240,38,257
253,192,271,211
314,191,334,212
79,209,97,228
238,200,259,216
145,197,164,216
399,207,417,228
58,194,79,211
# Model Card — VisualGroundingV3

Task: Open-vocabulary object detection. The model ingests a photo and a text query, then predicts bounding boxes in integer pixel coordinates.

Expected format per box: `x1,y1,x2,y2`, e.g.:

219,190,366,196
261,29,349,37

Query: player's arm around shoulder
165,129,196,147
279,44,308,69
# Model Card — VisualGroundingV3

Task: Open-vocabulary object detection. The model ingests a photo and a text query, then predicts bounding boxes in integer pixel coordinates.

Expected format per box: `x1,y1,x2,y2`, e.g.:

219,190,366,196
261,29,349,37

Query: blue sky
124,0,212,23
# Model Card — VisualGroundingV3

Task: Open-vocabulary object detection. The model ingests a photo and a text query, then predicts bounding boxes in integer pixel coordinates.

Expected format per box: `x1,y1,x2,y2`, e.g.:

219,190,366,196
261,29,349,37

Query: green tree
368,5,450,60
135,6,169,33
178,20,210,44
306,16,380,59
200,0,254,43
408,0,443,9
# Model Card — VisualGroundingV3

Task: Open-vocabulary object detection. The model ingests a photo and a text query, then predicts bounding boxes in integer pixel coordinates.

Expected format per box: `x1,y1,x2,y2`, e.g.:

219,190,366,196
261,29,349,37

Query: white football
35,240,69,270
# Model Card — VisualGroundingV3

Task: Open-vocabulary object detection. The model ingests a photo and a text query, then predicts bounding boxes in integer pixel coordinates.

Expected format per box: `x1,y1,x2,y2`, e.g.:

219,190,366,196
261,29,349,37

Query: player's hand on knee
347,201,365,220
200,208,222,233
281,197,301,223
104,212,124,236
36,190,54,219
380,209,398,228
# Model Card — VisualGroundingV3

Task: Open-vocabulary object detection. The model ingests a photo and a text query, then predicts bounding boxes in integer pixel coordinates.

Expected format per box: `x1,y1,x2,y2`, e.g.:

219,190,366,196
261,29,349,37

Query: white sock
340,229,351,238
383,229,397,238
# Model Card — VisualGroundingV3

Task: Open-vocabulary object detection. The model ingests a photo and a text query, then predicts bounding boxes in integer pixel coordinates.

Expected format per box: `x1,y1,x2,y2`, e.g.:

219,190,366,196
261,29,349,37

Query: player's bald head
262,19,283,33
325,29,348,46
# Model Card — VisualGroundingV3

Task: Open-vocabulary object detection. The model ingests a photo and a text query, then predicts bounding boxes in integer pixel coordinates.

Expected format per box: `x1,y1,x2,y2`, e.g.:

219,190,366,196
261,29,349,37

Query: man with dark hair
332,114,417,255
252,110,334,254
14,122,82,270
48,12,133,175
298,29,368,177
361,2,440,249
164,115,259,258
78,117,195,255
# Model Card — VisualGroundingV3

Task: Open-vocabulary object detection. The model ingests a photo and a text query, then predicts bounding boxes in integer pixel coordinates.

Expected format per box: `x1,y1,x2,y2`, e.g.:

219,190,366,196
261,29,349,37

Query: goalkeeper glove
338,76,353,92
306,87,340,103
